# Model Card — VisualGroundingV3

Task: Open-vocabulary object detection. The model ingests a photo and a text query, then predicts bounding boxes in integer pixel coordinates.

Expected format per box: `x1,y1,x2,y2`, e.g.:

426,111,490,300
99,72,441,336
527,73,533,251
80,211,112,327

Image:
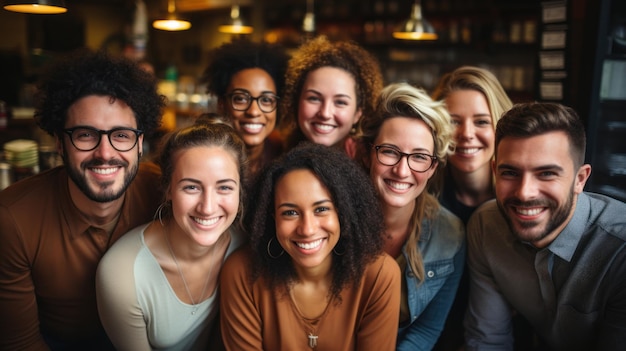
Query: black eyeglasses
373,145,437,173
63,126,143,152
226,92,279,113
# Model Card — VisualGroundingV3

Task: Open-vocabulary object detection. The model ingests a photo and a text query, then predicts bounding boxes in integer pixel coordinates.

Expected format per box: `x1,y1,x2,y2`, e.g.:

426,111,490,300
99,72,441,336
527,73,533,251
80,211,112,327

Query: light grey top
96,223,244,351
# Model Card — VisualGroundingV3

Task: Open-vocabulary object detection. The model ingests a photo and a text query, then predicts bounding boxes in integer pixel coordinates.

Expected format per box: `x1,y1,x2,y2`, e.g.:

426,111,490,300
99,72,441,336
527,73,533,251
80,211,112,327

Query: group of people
0,34,624,351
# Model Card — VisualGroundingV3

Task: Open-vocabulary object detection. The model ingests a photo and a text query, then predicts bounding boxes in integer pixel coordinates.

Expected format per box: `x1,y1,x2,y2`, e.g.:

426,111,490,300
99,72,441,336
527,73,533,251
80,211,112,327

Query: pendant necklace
164,230,216,315
289,289,333,349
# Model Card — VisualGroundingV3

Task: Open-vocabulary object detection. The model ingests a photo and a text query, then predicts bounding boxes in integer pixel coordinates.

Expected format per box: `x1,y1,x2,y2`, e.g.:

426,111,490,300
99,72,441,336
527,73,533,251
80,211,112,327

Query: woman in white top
96,119,247,350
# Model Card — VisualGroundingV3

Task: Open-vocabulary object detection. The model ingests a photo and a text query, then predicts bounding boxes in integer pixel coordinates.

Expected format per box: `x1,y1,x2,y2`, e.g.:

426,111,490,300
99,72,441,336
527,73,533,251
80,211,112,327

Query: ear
573,164,592,194
55,134,64,155
137,134,144,158
217,97,226,114
353,108,363,124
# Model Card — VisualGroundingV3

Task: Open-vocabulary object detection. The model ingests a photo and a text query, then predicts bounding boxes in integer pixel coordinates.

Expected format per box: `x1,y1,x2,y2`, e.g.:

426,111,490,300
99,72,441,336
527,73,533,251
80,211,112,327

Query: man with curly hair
202,39,290,177
280,36,383,158
0,50,166,350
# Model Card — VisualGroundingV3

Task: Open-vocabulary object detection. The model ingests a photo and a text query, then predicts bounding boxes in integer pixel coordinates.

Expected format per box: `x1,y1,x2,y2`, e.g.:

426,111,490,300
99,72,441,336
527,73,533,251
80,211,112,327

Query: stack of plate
4,139,39,169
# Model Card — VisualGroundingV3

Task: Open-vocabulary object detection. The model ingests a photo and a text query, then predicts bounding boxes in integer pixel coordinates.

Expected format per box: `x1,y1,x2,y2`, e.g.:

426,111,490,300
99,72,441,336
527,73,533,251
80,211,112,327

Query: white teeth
456,148,479,154
193,217,219,226
313,123,335,131
242,123,263,131
516,208,542,216
386,180,410,190
91,167,118,174
296,238,323,250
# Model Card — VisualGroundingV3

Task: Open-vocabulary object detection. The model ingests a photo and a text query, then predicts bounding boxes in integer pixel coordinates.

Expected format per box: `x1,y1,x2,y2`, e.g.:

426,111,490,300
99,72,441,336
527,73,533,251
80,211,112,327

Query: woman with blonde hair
357,82,465,351
431,66,513,351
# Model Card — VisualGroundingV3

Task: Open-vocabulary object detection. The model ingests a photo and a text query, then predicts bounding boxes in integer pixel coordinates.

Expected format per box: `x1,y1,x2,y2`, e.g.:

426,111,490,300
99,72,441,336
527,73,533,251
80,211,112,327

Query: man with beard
0,50,165,350
464,102,626,351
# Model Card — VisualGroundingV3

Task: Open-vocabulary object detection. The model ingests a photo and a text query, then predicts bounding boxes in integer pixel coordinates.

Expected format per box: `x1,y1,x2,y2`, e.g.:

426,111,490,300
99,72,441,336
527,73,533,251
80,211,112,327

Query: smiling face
370,117,437,211
61,95,142,203
169,146,240,247
445,89,495,174
494,131,590,248
274,169,340,273
297,67,362,147
222,68,278,148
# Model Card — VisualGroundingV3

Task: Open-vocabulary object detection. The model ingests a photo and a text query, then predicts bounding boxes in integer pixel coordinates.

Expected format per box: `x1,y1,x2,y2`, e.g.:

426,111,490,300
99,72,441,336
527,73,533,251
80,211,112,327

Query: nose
317,101,332,120
197,191,215,214
515,174,538,201
297,212,318,236
457,120,474,141
244,99,262,117
92,134,116,160
392,155,412,177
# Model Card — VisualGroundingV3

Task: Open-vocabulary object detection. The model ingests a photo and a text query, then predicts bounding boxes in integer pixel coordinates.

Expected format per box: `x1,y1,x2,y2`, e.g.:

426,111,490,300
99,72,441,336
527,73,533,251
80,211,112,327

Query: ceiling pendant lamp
153,0,191,31
393,0,437,41
3,0,67,14
218,4,253,34
302,0,315,34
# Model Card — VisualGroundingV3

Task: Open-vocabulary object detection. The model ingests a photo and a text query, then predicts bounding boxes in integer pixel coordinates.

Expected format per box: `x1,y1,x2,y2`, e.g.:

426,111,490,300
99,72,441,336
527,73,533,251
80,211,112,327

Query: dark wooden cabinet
580,0,626,201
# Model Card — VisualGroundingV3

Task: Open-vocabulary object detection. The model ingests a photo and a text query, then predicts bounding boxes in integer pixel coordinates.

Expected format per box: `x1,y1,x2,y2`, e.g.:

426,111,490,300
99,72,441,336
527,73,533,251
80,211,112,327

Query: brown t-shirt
0,162,162,350
220,247,401,351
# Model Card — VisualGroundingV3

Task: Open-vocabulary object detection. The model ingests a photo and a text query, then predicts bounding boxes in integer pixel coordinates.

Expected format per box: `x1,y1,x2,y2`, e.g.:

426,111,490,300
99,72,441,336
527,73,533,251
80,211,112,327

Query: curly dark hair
280,36,383,149
201,39,290,112
245,142,384,301
156,119,248,225
34,49,166,137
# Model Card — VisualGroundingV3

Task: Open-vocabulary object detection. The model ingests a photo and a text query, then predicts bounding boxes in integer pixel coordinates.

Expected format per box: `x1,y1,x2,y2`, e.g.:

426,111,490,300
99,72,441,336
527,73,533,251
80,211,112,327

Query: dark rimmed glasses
63,126,143,152
226,92,279,113
373,145,437,173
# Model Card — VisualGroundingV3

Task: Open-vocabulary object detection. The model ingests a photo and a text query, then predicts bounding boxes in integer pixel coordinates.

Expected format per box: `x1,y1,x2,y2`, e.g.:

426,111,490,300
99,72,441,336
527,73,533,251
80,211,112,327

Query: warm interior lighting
218,5,253,34
302,0,315,33
3,0,67,14
393,0,438,41
152,0,190,31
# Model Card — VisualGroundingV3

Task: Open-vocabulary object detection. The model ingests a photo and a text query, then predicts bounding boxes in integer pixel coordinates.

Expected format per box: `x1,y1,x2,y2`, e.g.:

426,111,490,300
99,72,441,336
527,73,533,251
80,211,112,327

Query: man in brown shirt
0,50,166,350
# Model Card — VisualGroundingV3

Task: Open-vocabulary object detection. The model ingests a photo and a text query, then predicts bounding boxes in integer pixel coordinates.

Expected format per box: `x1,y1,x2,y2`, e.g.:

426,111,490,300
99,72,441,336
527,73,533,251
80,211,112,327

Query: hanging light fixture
153,0,191,31
302,0,315,34
3,0,67,14
393,0,437,41
218,4,253,34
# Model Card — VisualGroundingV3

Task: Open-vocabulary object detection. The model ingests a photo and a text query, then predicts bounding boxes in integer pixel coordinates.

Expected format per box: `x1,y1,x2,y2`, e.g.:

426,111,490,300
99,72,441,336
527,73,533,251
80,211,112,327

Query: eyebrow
304,89,354,100
450,113,491,118
276,199,333,209
497,163,565,172
379,143,433,154
178,178,238,185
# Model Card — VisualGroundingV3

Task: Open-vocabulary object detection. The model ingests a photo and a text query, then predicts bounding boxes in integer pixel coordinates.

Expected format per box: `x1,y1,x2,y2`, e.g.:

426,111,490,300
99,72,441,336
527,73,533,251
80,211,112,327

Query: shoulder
222,245,252,276
429,206,465,241
100,224,147,271
0,166,65,208
584,192,626,241
363,254,401,285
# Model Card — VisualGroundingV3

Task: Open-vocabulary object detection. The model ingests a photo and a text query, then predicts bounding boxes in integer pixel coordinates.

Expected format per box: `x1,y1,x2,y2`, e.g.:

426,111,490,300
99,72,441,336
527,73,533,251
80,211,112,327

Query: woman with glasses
96,120,247,350
202,39,290,177
280,35,383,157
357,82,465,351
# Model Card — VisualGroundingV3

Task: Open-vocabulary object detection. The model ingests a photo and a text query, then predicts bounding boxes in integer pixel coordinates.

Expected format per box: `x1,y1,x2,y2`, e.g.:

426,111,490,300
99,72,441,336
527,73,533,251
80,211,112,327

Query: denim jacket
397,206,466,351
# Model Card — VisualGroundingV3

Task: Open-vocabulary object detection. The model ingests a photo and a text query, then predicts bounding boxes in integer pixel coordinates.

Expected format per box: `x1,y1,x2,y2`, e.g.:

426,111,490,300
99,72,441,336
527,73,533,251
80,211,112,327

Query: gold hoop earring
267,237,285,259
155,201,170,226
333,240,346,256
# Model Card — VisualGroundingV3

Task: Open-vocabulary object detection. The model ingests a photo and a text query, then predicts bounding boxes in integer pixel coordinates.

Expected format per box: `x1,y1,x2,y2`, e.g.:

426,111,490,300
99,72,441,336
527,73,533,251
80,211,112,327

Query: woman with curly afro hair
201,39,290,177
220,143,401,350
280,36,383,158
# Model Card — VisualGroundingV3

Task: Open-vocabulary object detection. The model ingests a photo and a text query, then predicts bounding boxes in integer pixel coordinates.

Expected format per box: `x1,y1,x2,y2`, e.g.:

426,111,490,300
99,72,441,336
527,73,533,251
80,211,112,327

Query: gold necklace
164,230,216,315
289,289,333,349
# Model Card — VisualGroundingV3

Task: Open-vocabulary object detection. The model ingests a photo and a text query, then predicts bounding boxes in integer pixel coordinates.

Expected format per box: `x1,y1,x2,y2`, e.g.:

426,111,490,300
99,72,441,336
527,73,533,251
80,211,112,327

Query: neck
247,142,265,174
381,202,414,256
67,178,125,227
449,165,494,207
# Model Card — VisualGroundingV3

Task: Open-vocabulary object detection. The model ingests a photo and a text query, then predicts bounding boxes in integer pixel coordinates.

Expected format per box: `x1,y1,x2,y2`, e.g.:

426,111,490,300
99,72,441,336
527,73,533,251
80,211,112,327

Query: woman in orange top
220,143,401,350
